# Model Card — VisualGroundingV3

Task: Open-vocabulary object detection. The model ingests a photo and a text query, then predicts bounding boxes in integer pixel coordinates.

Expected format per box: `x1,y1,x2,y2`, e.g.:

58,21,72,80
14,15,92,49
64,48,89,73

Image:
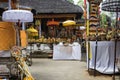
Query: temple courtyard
29,58,112,80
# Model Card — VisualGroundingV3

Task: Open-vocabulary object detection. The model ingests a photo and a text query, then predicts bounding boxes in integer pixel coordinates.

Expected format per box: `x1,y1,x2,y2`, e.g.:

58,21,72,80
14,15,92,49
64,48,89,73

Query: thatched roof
0,0,83,18
0,0,8,2
0,0,17,2
19,0,83,14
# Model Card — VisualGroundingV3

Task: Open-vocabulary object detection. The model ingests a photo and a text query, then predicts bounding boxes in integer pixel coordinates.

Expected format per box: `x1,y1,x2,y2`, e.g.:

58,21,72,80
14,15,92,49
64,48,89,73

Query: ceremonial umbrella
2,9,33,46
102,0,120,79
62,20,76,27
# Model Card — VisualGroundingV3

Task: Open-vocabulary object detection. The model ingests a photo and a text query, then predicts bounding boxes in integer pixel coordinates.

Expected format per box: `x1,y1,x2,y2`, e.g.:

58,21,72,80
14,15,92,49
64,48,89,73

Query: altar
53,43,81,60
88,41,120,74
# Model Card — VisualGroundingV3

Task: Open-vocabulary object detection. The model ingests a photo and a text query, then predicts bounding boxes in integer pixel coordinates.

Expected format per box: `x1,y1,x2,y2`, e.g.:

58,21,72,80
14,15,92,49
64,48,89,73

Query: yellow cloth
86,42,92,59
20,30,27,48
89,44,92,59
0,22,16,50
24,76,34,80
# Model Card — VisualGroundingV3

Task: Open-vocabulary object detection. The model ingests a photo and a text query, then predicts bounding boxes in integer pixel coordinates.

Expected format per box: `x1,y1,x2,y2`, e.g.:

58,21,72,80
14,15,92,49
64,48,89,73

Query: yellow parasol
26,27,38,33
62,20,76,27
26,27,38,39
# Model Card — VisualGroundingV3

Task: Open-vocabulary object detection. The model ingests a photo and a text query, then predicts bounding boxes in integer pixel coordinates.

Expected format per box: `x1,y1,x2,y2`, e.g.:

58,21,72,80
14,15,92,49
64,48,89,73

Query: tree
100,11,116,28
100,13,107,28
77,0,85,19
77,0,84,6
100,12,113,28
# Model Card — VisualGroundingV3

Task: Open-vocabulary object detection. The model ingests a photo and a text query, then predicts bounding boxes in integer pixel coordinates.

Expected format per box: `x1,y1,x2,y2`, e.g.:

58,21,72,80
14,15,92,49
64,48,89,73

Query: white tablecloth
53,44,81,60
88,41,120,74
27,44,50,51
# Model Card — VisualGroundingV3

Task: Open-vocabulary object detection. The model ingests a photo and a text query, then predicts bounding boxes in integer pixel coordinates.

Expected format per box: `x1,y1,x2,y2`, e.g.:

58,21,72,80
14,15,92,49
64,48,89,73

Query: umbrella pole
113,37,117,80
113,7,118,80
86,19,90,71
94,27,98,77
18,19,21,46
39,20,41,38
8,0,11,10
15,19,21,46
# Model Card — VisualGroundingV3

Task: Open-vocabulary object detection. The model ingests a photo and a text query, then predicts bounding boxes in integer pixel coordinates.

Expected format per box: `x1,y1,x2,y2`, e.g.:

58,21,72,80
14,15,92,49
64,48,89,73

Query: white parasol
2,9,33,22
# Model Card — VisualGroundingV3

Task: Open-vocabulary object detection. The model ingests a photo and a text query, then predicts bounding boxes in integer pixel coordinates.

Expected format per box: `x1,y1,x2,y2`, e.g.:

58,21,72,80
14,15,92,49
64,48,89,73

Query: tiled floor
29,59,112,80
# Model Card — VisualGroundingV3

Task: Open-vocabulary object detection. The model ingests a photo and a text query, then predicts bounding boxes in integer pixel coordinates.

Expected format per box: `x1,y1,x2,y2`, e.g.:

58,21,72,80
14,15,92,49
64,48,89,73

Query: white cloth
27,44,51,51
88,41,120,74
0,50,11,57
53,43,81,60
40,44,50,50
118,12,120,18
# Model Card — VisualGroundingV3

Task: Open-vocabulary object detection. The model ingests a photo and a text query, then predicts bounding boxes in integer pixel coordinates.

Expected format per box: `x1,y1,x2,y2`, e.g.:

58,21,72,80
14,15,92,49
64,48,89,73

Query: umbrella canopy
47,19,59,26
102,0,120,12
62,20,76,27
26,27,38,38
2,10,33,22
26,27,38,33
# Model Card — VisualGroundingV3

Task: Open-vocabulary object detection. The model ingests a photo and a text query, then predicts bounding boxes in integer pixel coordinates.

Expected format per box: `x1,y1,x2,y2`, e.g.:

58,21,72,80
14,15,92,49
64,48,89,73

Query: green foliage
67,0,74,3
77,0,84,6
111,19,116,28
100,12,116,28
100,13,108,28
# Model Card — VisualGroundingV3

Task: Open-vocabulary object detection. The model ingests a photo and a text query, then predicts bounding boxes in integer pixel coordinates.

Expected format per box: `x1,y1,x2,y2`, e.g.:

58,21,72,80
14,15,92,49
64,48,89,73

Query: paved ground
29,58,112,80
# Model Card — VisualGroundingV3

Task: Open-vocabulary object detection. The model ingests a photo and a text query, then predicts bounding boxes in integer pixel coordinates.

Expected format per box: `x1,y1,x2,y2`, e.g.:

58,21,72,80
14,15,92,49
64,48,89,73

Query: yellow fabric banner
20,30,27,48
0,22,16,50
